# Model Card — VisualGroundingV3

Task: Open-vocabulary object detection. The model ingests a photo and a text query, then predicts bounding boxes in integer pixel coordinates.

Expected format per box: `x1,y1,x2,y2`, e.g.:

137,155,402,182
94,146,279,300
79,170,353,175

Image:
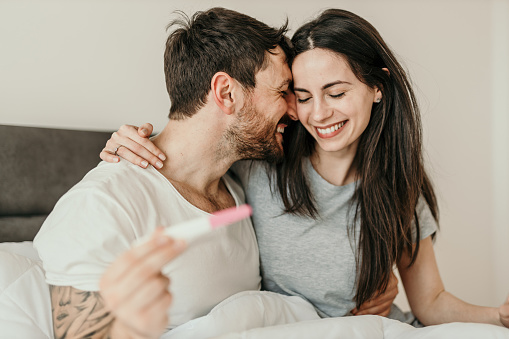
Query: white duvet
1,242,508,339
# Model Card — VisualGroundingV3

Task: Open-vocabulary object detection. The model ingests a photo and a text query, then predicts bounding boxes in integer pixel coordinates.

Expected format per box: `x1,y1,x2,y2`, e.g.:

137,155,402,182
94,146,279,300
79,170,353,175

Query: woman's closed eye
329,92,345,99
297,92,345,104
297,97,311,104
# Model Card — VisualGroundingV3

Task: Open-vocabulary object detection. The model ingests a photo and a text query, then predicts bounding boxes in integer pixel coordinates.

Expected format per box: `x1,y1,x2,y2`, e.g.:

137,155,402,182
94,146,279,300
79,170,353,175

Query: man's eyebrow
294,80,351,93
276,79,292,91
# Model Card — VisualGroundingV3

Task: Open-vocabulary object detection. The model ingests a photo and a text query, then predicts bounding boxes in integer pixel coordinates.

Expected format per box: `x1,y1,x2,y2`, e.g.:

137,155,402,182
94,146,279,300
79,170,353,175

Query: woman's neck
310,142,358,187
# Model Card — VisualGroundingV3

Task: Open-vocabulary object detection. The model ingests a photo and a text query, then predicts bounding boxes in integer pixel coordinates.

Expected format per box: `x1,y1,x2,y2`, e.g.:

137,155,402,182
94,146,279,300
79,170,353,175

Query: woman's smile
315,120,348,138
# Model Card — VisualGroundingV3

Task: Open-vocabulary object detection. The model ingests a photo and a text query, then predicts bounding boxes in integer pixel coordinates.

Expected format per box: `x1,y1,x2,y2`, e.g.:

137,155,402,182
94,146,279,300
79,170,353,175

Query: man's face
228,46,293,163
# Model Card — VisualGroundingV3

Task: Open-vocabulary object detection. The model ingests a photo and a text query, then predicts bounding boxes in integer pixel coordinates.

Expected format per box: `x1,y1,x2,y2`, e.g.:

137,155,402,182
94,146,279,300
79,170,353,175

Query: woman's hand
500,296,509,328
100,123,166,169
352,271,399,317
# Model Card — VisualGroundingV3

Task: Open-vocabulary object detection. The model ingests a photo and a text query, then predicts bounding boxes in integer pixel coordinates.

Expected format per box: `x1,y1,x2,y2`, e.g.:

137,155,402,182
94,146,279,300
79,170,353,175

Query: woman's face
291,48,381,156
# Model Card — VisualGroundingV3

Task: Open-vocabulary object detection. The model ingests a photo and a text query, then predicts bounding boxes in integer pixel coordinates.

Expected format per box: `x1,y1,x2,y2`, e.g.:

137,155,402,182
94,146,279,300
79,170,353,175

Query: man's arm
48,228,187,339
50,286,113,339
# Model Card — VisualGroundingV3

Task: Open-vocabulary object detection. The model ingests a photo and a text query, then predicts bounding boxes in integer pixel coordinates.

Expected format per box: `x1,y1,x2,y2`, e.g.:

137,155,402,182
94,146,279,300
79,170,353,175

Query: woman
100,9,509,327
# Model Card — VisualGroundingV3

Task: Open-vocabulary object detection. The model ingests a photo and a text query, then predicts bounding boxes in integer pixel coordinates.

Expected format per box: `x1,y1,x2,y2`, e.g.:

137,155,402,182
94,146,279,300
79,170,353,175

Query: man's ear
211,72,241,115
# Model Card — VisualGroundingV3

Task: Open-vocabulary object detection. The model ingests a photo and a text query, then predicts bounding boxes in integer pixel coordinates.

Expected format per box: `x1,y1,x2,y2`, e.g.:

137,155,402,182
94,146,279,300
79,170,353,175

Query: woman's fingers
100,123,166,168
353,300,393,316
102,134,159,169
119,123,166,163
117,137,164,168
352,272,399,317
138,123,154,138
100,126,139,164
100,147,120,163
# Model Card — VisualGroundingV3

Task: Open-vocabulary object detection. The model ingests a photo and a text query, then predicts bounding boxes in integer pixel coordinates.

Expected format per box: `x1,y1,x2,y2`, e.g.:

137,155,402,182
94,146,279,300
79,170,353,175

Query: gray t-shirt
230,158,437,319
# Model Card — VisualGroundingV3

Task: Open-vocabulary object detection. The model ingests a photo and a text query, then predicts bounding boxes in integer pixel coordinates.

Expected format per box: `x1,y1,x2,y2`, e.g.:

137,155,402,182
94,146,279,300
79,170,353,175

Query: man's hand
48,229,186,339
100,123,166,169
351,271,399,317
100,228,186,339
499,295,509,328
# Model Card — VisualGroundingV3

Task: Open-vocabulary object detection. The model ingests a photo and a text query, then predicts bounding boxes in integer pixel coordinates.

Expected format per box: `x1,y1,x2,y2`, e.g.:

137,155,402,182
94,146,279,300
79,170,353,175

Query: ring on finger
113,145,124,156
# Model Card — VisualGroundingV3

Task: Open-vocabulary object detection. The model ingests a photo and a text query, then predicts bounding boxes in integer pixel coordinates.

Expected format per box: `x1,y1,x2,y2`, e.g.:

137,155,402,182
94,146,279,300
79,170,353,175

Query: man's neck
151,113,236,198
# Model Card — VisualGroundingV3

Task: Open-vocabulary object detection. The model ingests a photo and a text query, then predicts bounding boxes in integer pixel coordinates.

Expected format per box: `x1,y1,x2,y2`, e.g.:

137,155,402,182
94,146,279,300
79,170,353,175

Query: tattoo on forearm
50,285,114,339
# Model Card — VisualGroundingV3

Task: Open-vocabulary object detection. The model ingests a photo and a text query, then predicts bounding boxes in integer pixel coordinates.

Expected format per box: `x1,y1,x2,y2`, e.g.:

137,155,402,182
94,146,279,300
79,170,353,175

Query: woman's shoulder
414,195,438,240
229,160,269,184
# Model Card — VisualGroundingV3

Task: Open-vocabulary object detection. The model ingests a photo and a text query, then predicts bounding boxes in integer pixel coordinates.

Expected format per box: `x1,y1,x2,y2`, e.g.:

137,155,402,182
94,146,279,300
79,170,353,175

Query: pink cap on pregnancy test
210,204,252,229
149,204,253,244
135,204,253,246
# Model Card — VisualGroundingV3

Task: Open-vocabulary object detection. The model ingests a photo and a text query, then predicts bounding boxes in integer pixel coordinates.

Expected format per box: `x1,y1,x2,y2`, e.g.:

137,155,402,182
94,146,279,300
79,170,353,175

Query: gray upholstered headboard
0,125,112,242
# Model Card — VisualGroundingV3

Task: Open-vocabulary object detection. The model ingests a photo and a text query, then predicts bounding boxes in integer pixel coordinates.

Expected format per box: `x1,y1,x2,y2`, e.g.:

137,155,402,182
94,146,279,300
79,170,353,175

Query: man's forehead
257,50,292,89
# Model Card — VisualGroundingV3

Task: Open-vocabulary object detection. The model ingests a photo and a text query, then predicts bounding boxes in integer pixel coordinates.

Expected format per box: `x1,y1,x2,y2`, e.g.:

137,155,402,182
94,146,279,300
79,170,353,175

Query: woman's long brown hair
273,9,439,308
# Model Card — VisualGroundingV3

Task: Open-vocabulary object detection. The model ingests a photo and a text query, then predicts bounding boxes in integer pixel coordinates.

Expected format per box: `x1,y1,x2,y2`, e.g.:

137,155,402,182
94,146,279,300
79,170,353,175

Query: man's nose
284,91,298,121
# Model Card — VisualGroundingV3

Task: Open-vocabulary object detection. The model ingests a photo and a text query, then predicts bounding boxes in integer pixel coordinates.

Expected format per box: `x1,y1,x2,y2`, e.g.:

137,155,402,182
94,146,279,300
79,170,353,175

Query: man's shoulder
51,160,170,217
76,160,163,194
81,159,148,184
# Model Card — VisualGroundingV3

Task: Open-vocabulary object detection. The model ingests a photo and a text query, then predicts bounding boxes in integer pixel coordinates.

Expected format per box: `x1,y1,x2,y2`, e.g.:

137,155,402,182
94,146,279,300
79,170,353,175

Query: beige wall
1,0,508,310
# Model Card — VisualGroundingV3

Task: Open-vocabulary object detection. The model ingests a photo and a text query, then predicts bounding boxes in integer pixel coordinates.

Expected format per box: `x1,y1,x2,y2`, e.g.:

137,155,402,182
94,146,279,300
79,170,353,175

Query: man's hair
164,7,290,119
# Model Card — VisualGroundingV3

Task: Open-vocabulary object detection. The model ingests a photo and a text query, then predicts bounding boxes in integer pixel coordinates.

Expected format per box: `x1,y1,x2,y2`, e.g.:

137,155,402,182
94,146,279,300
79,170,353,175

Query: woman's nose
312,99,333,122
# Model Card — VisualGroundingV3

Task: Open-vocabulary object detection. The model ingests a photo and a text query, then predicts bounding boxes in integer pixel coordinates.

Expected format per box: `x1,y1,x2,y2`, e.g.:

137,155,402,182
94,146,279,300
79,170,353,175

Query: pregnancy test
137,204,252,246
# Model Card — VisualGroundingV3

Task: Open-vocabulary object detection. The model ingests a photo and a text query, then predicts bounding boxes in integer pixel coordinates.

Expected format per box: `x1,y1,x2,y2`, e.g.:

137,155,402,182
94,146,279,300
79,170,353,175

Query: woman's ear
373,68,390,103
211,72,241,115
373,86,383,103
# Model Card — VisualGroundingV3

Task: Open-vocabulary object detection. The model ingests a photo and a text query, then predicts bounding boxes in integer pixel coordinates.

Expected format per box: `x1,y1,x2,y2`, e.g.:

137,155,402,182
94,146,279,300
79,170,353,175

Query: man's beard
224,98,284,163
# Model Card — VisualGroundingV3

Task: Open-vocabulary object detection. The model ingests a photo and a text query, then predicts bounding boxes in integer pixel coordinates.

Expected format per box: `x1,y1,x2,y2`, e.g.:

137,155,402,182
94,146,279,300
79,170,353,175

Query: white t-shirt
34,160,261,328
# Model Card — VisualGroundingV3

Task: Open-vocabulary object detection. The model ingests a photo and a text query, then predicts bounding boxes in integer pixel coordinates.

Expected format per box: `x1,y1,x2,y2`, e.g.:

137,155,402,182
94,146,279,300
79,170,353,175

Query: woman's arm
100,123,165,169
398,236,506,327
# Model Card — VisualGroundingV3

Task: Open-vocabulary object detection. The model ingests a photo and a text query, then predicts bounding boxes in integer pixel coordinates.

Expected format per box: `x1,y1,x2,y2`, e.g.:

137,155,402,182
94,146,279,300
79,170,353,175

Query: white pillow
0,242,53,339
0,240,41,261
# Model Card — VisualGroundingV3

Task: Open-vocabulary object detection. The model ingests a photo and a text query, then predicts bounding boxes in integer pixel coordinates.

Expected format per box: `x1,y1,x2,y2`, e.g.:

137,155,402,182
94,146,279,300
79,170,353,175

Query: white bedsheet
1,242,508,339
0,242,53,339
163,290,509,339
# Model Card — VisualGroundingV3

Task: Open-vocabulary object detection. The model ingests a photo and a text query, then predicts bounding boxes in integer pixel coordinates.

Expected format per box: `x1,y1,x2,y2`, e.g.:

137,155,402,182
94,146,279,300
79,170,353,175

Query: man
33,7,293,339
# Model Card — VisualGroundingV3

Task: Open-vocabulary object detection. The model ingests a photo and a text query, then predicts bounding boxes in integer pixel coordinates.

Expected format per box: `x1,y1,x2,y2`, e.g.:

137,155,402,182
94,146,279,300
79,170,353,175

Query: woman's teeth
277,126,285,133
317,121,345,134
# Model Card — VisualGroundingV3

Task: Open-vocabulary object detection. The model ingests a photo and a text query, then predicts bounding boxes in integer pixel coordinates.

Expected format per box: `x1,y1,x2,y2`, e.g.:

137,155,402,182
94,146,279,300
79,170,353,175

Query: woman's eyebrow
294,80,352,93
